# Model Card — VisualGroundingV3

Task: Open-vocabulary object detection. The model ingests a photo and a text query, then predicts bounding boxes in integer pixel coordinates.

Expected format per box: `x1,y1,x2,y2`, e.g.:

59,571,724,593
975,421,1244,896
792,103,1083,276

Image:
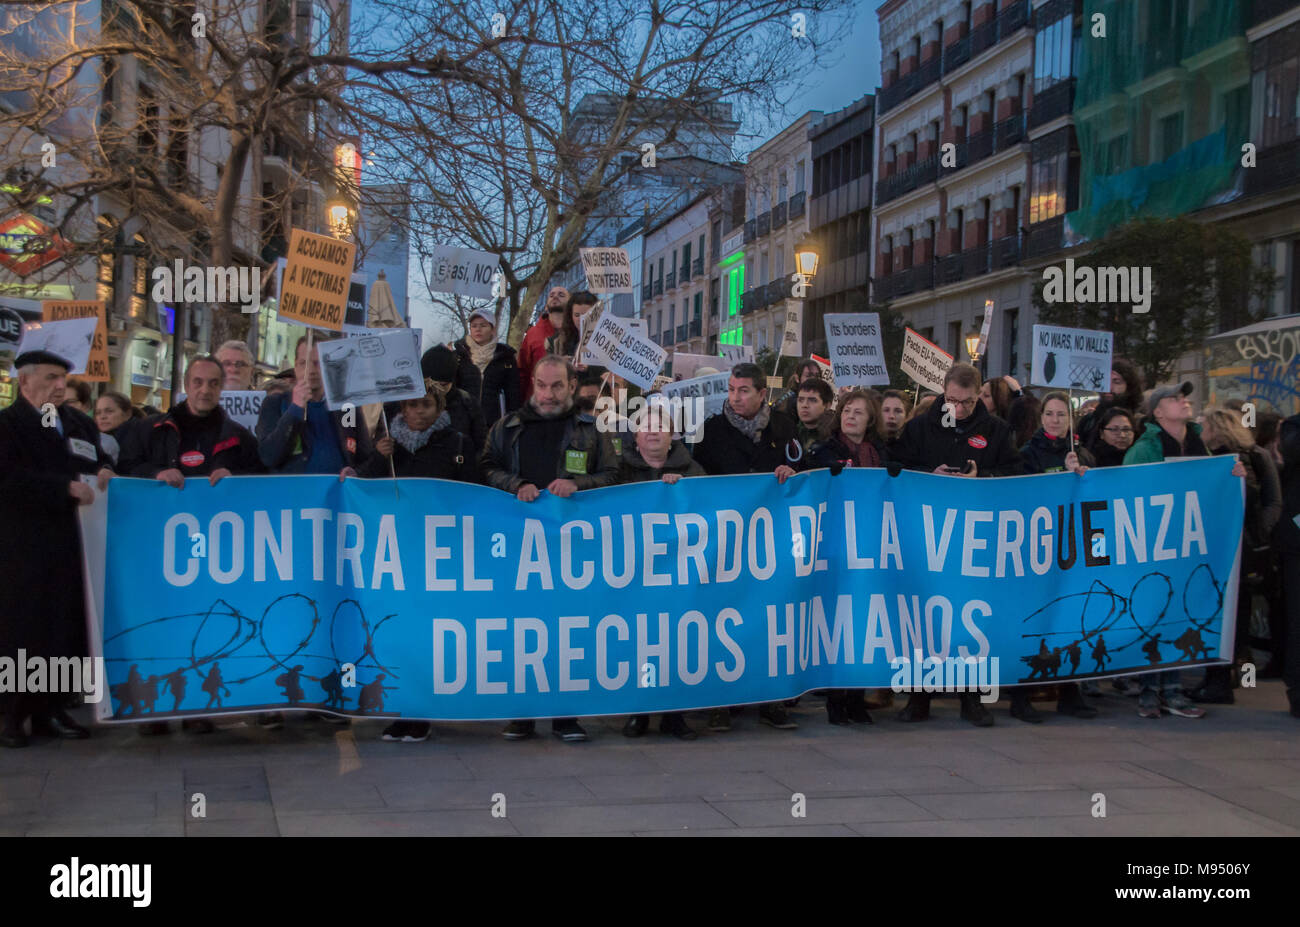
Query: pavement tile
505,800,735,835
637,824,859,836
377,776,594,810
903,788,1099,820
1064,808,1299,837
579,771,792,801
186,818,282,837
276,809,519,836
850,817,1078,836
710,794,936,827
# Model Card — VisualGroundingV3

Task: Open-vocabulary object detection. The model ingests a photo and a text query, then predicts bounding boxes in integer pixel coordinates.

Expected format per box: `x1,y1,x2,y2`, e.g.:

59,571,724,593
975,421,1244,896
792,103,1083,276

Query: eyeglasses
942,396,978,410
1103,426,1134,435
222,360,251,369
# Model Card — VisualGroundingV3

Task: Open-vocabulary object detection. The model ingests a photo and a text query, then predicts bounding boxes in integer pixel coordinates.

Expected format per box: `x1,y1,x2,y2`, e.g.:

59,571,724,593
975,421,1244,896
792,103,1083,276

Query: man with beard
519,286,570,401
480,354,619,742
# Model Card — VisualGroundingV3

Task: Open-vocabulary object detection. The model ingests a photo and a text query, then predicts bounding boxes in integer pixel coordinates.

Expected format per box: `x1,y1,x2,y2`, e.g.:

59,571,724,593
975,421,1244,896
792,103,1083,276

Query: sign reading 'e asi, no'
278,229,355,331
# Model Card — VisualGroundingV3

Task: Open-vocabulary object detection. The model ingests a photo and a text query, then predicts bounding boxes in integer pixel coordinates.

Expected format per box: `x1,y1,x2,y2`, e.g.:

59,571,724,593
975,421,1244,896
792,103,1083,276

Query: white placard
14,317,98,374
810,354,835,387
659,371,731,441
976,299,994,358
824,313,889,387
1030,323,1113,391
671,351,721,381
582,312,667,390
428,245,500,299
217,390,265,431
718,343,754,366
900,327,953,394
579,247,634,294
316,328,426,410
778,302,803,357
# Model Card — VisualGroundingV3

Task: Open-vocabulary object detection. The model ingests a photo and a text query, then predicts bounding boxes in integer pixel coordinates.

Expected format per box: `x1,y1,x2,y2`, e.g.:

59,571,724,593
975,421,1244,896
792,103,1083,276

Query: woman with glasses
1086,407,1137,468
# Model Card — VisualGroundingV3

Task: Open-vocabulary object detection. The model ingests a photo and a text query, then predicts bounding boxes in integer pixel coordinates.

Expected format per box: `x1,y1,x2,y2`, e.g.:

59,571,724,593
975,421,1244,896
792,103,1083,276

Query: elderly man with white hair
215,339,256,391
0,350,114,747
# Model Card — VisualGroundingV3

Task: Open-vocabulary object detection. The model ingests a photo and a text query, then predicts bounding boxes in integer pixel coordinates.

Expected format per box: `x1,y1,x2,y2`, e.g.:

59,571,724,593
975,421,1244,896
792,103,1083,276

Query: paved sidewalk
2,681,1297,836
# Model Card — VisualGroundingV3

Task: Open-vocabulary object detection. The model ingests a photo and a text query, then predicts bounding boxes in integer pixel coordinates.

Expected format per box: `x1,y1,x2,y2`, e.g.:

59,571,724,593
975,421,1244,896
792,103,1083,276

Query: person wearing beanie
452,307,521,431
419,344,488,450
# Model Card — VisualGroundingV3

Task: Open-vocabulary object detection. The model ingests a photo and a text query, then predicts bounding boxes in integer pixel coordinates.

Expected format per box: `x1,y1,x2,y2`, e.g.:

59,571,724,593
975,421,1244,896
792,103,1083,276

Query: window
1158,112,1184,160
948,320,963,358
694,292,702,320
682,242,691,274
130,234,149,320
760,250,769,283
795,160,806,194
1030,149,1068,224
137,83,158,157
778,170,788,203
1033,15,1074,94
1006,308,1020,375
1255,30,1298,149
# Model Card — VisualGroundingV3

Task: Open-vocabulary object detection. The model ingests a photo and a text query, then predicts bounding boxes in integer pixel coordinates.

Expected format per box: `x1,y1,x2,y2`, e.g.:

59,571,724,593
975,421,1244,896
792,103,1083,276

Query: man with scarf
480,354,619,742
693,362,804,732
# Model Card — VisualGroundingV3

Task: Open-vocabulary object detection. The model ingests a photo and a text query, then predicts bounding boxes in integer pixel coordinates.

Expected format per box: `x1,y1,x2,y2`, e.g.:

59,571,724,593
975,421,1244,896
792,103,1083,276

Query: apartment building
872,0,1036,380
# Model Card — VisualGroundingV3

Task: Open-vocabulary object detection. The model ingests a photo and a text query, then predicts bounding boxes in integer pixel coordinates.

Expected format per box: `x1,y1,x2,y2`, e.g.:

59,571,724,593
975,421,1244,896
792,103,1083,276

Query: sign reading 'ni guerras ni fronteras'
582,312,666,390
579,247,633,294
1030,323,1113,392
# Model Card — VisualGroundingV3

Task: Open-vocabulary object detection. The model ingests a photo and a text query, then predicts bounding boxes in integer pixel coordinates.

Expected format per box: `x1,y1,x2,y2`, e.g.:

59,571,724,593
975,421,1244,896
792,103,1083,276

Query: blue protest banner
89,457,1242,722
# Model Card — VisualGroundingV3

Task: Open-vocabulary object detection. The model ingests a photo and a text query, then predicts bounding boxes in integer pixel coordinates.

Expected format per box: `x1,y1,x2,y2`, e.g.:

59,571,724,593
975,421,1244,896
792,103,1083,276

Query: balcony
875,156,939,205
877,54,943,115
969,19,997,58
993,234,1022,269
788,191,806,219
1025,215,1066,259
772,202,787,229
642,283,652,300
876,263,935,301
961,241,991,278
757,211,771,237
692,256,704,277
652,278,663,296
744,219,756,244
676,324,688,343
994,112,1025,152
1029,78,1075,128
665,270,676,290
680,262,691,283
943,34,971,73
1245,138,1300,199
936,251,966,285
1252,0,1300,27
769,276,794,302
996,0,1030,42
967,128,993,163
689,318,702,338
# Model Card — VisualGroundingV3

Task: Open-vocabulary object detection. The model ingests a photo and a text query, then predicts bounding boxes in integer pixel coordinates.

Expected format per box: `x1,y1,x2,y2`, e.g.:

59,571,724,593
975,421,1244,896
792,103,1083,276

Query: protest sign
41,300,109,380
824,313,889,387
217,391,264,431
718,343,754,366
278,228,355,330
1031,324,1113,392
900,327,953,393
428,245,499,299
670,352,721,381
576,302,605,365
977,299,995,358
579,247,633,294
16,316,98,374
88,456,1243,722
315,327,424,410
778,302,803,357
581,312,666,390
659,370,730,440
810,354,834,386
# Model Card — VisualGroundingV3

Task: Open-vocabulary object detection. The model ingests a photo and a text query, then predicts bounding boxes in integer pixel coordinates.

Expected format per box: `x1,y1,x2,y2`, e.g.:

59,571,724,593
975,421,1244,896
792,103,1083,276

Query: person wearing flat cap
0,350,114,747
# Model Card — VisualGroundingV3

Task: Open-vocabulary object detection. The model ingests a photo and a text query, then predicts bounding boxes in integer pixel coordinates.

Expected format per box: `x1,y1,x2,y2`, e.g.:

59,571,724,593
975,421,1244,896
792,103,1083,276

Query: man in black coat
889,363,1022,728
1276,411,1300,719
0,350,115,747
692,361,803,732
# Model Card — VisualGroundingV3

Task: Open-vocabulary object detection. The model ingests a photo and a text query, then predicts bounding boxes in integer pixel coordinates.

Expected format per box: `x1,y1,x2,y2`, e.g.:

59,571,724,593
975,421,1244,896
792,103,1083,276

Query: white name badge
68,437,97,461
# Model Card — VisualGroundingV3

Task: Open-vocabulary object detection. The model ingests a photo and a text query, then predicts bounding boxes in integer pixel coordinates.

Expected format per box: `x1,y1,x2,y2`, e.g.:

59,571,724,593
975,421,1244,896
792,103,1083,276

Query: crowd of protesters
3,293,1299,749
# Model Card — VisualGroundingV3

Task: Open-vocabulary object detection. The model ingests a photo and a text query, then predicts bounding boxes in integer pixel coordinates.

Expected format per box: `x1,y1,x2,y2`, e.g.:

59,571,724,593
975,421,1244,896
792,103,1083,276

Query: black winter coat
891,398,1023,476
618,441,707,483
134,403,263,478
692,407,802,476
360,419,479,482
1276,414,1300,554
479,404,619,494
0,397,112,661
1019,427,1095,474
453,340,522,431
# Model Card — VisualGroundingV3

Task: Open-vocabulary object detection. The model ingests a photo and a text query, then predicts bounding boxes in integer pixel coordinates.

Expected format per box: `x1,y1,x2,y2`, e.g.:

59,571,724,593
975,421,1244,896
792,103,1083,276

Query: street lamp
795,246,820,279
964,331,981,365
326,200,352,238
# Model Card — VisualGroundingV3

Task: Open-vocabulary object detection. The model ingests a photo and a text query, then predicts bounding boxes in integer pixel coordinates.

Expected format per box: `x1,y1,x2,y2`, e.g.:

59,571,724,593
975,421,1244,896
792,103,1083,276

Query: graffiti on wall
1207,325,1300,417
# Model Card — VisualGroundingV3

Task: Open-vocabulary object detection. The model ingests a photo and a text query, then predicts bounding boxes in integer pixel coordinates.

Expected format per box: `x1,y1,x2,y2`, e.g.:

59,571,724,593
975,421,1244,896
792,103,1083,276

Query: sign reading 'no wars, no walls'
278,229,356,331
1031,323,1113,392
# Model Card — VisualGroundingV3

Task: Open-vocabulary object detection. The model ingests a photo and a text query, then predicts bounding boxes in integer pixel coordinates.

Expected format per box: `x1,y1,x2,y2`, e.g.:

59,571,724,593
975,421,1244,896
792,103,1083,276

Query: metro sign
0,213,70,277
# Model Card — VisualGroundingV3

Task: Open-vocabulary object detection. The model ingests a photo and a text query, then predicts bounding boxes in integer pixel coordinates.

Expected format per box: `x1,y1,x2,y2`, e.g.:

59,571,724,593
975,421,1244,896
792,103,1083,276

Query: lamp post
964,331,981,367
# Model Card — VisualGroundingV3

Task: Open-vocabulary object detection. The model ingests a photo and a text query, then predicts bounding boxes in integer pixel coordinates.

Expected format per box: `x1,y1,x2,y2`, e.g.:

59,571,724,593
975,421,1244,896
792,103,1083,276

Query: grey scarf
723,400,770,444
391,411,450,454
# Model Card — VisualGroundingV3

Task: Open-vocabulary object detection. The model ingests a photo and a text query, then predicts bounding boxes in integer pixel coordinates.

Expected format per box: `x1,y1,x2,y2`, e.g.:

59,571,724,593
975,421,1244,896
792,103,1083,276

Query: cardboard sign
217,391,264,431
1030,324,1113,392
778,302,803,357
670,352,722,381
41,300,109,381
718,343,754,366
659,371,731,440
278,228,355,330
576,302,606,365
824,313,889,387
578,248,633,294
976,299,994,358
15,316,98,375
316,328,425,410
428,245,499,299
900,327,952,394
582,312,667,391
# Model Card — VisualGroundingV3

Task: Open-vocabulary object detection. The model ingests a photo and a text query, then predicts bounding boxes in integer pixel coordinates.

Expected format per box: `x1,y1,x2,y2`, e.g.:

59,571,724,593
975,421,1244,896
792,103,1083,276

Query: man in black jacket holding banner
890,363,1022,726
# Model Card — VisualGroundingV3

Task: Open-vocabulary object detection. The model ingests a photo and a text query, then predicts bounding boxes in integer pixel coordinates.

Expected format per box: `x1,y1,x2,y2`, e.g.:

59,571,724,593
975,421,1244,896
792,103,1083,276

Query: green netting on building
1068,0,1252,241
